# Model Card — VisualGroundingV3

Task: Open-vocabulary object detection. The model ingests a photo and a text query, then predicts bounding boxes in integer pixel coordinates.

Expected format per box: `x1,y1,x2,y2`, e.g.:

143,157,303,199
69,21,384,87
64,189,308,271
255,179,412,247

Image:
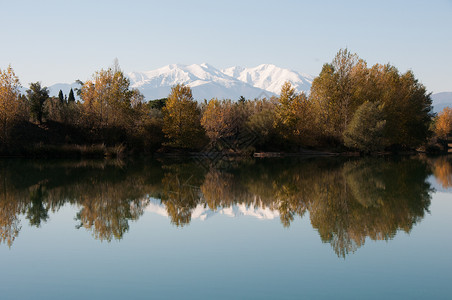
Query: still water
0,156,451,299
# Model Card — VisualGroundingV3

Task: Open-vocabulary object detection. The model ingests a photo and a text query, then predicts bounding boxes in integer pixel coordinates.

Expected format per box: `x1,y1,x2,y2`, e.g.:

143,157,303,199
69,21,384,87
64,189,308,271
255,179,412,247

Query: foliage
310,49,361,141
310,49,433,150
245,99,279,149
80,65,137,130
0,65,25,142
26,82,50,124
202,99,238,143
148,98,167,110
343,101,387,153
162,84,205,149
58,90,64,103
434,107,452,139
68,88,75,102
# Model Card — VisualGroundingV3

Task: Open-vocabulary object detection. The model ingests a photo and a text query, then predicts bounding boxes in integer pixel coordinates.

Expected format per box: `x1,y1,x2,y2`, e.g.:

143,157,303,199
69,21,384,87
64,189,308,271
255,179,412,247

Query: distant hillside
432,92,452,113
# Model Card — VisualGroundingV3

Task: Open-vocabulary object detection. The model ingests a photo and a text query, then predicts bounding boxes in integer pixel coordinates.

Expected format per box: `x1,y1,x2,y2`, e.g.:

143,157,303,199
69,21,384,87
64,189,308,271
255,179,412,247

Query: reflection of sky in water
429,174,452,194
0,190,450,300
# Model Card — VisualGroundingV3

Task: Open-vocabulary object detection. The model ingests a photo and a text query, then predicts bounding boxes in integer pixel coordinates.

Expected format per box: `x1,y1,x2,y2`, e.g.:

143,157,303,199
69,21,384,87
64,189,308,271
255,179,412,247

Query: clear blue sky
1,0,451,93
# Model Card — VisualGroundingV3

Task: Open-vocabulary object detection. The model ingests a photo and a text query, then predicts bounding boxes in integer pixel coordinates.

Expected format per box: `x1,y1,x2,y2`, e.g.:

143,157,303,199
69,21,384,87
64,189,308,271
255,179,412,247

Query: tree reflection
432,156,452,188
0,156,442,257
26,184,49,227
160,163,205,226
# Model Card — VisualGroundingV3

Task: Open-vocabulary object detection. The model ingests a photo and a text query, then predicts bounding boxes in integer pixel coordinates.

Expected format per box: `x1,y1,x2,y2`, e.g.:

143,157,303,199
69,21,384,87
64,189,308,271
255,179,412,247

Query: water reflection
0,156,449,256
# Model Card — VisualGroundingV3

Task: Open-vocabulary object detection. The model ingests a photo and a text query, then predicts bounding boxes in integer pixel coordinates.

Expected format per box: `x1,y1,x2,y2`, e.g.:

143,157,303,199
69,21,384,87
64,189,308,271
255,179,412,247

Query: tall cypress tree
68,88,75,102
58,90,64,103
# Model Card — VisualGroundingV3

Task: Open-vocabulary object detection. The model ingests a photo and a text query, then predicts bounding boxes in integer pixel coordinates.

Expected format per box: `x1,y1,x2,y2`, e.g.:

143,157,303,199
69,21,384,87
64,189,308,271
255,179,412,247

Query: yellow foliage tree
201,98,237,144
80,64,137,130
435,107,452,139
274,81,314,145
162,84,205,149
0,66,24,142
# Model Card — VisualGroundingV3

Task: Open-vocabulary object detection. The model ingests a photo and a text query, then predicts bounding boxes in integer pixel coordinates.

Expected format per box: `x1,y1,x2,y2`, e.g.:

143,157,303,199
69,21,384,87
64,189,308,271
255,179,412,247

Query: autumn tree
435,107,452,139
201,98,245,146
80,62,144,145
0,65,24,142
26,82,49,124
310,49,360,141
311,49,433,149
162,84,205,149
274,81,299,137
274,81,315,146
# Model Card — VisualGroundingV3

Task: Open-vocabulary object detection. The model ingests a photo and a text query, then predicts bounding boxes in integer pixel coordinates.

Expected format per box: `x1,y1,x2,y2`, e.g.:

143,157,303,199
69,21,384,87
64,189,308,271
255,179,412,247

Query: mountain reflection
0,156,447,256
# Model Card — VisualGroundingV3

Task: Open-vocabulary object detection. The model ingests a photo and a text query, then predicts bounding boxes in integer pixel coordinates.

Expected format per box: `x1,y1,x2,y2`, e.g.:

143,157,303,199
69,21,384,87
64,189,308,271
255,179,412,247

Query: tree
310,49,361,141
58,90,65,103
68,88,75,102
148,98,167,110
80,63,137,130
435,107,452,139
366,65,433,148
26,82,49,124
245,99,278,149
274,81,299,135
310,49,433,149
343,101,387,153
162,84,205,149
0,65,23,142
274,81,314,146
201,98,238,144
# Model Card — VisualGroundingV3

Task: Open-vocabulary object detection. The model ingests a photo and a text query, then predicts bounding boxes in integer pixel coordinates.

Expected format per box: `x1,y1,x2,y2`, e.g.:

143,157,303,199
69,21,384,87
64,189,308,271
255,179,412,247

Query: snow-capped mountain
145,198,280,221
128,63,273,101
223,64,314,95
46,63,314,101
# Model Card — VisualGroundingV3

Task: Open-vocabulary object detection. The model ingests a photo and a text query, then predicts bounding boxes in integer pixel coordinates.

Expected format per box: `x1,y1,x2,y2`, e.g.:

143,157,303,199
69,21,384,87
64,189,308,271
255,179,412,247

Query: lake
0,156,451,299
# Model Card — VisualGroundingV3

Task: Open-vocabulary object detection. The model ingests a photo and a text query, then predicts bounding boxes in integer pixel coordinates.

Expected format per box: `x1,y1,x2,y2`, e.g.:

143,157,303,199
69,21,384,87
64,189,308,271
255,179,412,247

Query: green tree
364,64,433,148
58,90,64,103
26,184,49,227
162,84,205,149
26,82,49,124
343,101,387,153
148,98,167,110
68,88,75,102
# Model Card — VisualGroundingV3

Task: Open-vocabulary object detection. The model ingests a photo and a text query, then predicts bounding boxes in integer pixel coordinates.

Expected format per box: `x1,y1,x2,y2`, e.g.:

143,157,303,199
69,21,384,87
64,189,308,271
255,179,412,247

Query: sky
0,0,451,93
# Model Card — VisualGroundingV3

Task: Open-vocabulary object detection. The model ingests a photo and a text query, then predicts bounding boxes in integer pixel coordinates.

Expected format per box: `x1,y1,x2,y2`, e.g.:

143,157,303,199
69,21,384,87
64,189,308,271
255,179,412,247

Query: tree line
0,49,449,156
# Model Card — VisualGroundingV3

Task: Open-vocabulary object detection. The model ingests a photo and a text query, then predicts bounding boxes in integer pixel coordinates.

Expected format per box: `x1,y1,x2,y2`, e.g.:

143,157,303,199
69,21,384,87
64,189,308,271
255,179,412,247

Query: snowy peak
127,63,314,101
223,64,313,95
47,64,314,101
128,63,274,100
